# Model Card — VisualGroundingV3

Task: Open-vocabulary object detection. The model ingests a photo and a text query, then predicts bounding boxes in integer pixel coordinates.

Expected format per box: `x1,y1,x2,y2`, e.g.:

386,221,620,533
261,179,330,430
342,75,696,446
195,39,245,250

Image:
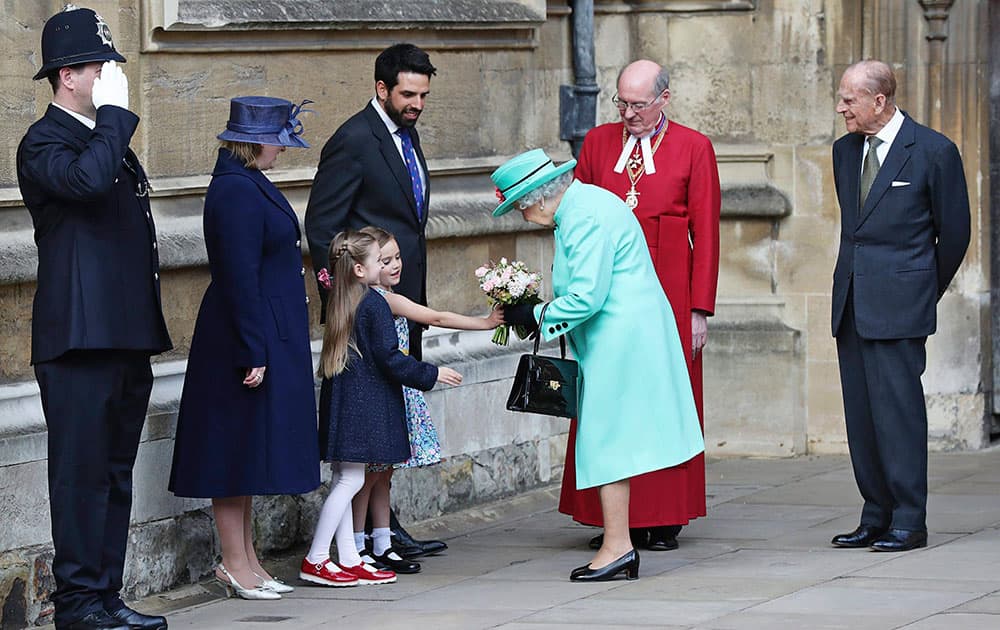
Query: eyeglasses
612,92,663,113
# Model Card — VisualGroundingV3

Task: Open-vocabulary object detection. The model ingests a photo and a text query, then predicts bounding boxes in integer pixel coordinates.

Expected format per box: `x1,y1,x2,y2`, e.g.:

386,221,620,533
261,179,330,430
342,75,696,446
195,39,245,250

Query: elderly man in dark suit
829,60,970,553
304,43,445,560
17,7,172,630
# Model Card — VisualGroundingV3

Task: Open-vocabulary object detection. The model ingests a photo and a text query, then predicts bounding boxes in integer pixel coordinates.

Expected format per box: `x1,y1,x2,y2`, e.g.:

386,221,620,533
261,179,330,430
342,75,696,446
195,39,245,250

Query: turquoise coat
533,181,704,489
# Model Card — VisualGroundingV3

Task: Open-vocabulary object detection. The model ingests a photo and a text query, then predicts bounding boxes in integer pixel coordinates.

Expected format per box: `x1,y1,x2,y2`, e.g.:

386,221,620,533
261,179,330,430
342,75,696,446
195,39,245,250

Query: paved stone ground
63,450,1000,629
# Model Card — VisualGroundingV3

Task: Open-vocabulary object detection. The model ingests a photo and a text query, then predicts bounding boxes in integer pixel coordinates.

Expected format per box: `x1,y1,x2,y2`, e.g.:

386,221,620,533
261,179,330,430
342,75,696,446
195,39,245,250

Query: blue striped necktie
397,128,424,220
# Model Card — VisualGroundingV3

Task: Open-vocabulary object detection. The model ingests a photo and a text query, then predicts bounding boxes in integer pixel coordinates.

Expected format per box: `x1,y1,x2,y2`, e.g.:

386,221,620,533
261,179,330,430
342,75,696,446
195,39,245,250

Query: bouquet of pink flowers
475,258,543,345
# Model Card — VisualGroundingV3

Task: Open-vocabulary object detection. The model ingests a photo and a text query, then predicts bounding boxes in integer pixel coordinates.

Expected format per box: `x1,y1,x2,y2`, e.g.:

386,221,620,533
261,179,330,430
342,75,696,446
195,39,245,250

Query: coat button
305,296,310,304
300,267,306,277
152,241,157,250
548,327,556,333
154,272,159,280
295,239,301,248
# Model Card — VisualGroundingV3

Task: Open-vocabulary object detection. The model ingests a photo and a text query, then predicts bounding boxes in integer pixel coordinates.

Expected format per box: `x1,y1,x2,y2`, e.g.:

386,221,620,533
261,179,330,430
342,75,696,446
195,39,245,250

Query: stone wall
0,0,993,625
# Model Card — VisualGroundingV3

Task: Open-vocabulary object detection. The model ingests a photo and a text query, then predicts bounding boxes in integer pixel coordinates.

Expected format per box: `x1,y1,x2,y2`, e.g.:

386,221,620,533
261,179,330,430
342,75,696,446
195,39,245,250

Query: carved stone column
918,0,954,130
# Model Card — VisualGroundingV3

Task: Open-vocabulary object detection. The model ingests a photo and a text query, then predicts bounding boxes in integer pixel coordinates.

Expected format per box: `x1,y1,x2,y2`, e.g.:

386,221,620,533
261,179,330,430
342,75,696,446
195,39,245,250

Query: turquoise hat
490,149,577,217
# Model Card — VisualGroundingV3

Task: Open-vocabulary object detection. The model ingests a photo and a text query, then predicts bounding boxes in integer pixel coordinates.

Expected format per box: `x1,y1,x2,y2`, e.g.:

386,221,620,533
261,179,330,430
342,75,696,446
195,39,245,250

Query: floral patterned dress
368,287,443,472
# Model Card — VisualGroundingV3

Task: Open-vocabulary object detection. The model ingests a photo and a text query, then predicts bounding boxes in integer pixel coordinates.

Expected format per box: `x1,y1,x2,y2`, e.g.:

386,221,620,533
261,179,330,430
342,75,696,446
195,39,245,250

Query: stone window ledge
142,0,547,52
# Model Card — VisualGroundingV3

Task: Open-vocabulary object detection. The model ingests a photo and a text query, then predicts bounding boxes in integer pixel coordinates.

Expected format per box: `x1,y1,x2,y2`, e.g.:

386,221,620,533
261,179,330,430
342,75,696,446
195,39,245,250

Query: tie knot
867,136,883,149
396,127,410,139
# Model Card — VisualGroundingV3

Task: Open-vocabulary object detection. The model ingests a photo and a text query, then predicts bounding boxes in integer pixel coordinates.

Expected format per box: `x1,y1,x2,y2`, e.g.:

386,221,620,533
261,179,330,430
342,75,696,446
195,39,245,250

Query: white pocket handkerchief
891,181,911,187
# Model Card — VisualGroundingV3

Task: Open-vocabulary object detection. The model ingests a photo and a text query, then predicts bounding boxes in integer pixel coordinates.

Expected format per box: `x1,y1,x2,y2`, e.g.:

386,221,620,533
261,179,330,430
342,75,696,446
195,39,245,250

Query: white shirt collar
52,102,96,130
872,107,904,147
370,96,400,136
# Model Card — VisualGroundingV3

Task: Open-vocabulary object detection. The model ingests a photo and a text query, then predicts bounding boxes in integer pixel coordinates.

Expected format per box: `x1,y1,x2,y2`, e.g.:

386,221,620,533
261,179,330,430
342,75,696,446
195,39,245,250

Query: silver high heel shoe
215,564,281,600
254,572,294,594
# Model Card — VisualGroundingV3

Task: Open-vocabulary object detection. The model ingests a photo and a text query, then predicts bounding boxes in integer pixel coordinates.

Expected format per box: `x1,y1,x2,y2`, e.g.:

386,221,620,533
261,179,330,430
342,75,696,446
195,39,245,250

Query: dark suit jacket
305,102,430,315
831,113,970,339
17,104,172,364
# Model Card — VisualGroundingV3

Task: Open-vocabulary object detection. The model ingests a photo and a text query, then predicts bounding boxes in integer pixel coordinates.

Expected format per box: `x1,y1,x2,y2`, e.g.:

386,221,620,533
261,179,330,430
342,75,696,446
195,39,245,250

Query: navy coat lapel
857,116,915,230
363,104,419,217
213,150,301,236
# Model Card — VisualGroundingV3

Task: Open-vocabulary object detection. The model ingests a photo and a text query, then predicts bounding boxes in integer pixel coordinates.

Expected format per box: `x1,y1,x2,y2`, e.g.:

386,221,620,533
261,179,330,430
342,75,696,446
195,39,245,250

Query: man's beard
384,99,420,128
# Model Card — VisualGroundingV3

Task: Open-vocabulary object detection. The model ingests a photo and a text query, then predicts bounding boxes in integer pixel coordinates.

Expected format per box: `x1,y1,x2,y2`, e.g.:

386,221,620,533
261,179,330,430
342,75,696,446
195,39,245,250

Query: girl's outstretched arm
382,291,503,330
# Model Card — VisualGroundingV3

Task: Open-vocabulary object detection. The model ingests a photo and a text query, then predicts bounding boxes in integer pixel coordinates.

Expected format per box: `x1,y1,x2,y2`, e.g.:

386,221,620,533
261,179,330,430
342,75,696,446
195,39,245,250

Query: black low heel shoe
569,549,640,582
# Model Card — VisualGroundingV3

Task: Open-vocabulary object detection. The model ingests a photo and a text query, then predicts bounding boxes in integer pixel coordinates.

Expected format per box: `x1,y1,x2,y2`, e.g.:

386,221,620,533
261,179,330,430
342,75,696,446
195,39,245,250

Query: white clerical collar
52,102,96,130
613,115,668,175
371,96,400,136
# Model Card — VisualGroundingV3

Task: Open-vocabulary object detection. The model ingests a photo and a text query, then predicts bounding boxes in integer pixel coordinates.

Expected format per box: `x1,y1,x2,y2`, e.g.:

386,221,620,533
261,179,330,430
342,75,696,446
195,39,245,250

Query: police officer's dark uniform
17,7,171,630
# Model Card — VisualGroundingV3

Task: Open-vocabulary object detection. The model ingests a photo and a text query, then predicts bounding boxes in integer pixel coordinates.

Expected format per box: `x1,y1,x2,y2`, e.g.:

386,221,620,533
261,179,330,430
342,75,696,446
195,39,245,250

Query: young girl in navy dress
299,229,462,587
350,226,503,573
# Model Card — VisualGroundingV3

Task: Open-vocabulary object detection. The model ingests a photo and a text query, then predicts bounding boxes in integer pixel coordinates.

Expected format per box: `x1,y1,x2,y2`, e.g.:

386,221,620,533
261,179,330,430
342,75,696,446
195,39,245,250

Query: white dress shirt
370,97,427,192
52,102,96,130
861,106,905,174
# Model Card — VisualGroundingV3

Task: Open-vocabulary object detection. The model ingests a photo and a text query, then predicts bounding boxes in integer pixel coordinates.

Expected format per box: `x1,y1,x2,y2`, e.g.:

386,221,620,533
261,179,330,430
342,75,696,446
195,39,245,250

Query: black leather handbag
505,303,579,418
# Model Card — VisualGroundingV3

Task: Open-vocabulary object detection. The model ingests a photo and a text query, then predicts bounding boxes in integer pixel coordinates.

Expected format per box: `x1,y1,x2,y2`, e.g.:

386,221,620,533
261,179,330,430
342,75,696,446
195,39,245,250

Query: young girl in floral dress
350,226,503,573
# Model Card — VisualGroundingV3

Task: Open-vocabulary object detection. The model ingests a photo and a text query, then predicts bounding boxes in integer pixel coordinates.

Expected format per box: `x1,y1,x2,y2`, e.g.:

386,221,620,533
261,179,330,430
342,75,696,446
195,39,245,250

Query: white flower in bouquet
476,258,543,345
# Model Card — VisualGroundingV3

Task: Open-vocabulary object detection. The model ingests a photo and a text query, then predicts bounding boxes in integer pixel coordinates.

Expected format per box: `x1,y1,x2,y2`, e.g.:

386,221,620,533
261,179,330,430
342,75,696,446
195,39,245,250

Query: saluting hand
91,60,129,111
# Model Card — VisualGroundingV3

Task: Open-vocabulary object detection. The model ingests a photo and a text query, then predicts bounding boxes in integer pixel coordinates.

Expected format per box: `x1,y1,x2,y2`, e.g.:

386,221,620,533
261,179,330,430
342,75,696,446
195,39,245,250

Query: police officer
17,6,172,630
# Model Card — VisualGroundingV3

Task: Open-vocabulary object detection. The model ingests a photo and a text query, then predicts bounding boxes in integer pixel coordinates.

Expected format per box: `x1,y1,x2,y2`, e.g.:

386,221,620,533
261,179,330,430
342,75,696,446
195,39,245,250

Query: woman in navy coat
169,97,319,599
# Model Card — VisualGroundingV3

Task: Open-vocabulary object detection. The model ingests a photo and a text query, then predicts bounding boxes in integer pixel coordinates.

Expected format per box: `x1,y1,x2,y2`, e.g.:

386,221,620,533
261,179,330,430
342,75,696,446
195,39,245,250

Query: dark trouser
35,350,153,627
409,321,423,361
836,295,928,532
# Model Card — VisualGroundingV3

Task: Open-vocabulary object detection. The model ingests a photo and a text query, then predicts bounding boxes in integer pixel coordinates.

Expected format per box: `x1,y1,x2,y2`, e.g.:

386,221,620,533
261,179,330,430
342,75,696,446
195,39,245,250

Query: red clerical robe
559,119,721,527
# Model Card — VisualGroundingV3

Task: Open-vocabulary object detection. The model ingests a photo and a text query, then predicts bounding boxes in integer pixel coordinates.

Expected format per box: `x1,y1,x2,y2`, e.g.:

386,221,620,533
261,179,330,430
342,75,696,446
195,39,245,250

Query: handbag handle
533,302,567,359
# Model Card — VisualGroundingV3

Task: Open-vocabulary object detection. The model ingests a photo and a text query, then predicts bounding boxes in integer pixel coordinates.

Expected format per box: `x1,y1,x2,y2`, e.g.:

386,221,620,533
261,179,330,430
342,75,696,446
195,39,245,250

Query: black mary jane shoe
830,525,888,548
106,606,167,630
870,528,927,552
372,549,422,574
569,549,640,582
63,610,129,630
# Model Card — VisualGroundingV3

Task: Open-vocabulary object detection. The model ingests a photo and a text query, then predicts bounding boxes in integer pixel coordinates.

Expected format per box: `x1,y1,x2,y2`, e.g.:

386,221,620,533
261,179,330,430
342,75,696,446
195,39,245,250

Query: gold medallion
625,187,640,209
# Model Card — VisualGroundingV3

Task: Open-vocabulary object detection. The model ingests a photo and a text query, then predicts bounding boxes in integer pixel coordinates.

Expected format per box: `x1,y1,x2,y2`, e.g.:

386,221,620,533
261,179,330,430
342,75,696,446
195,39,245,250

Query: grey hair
515,170,575,210
616,65,671,98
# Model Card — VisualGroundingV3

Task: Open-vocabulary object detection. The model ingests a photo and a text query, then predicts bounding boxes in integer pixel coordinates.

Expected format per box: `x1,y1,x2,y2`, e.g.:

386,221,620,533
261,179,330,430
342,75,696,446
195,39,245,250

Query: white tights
306,462,365,568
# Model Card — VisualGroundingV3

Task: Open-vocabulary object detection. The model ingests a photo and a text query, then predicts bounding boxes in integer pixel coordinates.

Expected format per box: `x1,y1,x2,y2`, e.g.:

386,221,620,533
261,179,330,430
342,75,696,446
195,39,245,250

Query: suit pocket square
891,181,911,187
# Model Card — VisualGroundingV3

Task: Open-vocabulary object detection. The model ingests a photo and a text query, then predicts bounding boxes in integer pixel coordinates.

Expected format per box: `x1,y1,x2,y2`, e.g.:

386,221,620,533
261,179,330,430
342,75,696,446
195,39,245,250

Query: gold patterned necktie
859,136,883,210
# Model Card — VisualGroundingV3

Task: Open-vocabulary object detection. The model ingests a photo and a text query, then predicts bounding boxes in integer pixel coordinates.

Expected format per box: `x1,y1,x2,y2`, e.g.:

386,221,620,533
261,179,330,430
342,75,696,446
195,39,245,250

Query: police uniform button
300,267,306,277
305,296,310,304
114,178,118,183
295,239,301,248
154,272,159,280
152,241,157,250
146,212,151,220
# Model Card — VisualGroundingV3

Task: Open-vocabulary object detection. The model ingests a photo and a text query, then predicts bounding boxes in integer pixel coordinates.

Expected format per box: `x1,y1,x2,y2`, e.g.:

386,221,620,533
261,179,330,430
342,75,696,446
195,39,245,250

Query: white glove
91,60,129,111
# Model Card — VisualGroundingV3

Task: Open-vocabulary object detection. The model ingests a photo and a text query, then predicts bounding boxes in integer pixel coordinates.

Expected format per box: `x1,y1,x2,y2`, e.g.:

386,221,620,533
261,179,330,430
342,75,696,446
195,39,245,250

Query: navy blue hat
217,96,312,149
33,6,126,81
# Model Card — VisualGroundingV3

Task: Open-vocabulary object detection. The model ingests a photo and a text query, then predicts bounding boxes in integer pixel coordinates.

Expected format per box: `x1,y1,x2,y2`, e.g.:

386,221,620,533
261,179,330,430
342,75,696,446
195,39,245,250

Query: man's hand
91,61,129,111
692,311,708,357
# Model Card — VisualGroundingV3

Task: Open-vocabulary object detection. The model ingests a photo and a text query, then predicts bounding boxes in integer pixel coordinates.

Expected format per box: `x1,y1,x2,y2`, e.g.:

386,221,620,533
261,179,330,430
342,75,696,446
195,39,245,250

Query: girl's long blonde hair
319,230,378,378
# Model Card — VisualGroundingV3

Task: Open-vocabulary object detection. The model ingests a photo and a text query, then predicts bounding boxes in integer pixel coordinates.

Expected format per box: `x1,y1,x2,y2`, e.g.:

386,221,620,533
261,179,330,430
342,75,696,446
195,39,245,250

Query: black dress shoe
391,527,447,559
647,526,679,551
831,525,888,548
106,606,167,630
372,549,422,574
588,529,649,550
569,549,640,582
63,610,129,630
870,529,927,552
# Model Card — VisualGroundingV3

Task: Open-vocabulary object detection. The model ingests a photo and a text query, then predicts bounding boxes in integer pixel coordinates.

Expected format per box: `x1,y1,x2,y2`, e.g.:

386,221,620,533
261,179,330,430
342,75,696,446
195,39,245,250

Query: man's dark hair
374,43,436,91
